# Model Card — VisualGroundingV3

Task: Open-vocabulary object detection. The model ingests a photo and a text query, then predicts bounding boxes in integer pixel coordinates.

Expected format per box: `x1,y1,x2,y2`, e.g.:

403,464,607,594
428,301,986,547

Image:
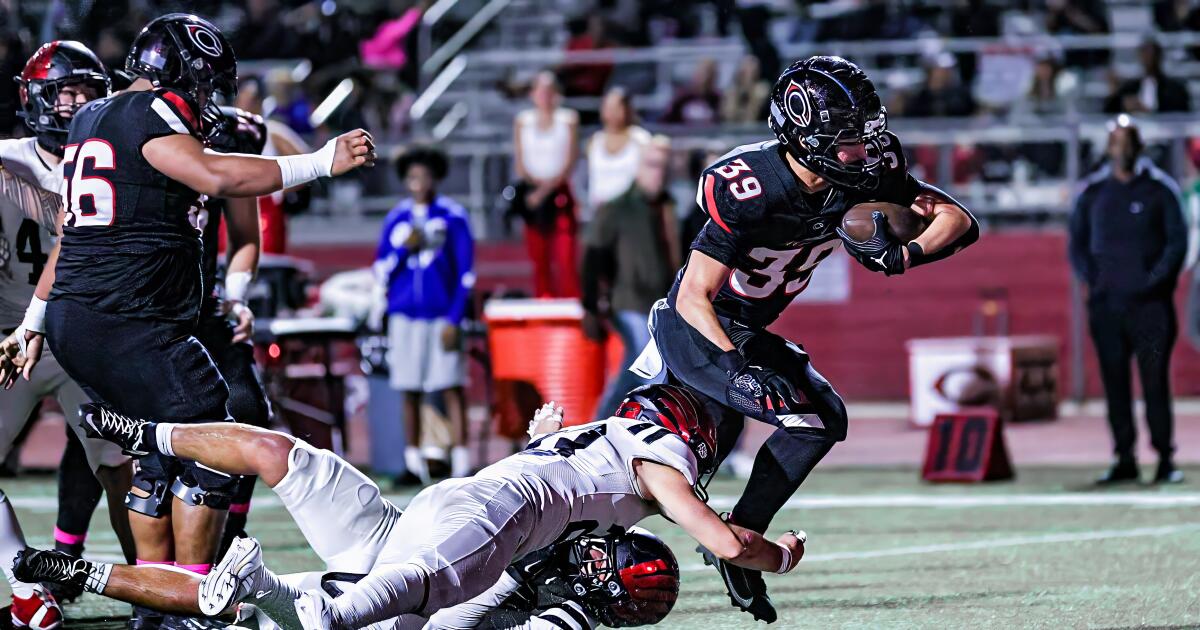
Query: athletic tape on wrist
224,271,252,303
777,544,793,574
22,296,46,334
277,138,337,189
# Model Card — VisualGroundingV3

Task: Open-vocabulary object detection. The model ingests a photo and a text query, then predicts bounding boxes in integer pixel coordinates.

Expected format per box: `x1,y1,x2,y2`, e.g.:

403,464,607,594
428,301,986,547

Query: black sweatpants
1088,297,1176,462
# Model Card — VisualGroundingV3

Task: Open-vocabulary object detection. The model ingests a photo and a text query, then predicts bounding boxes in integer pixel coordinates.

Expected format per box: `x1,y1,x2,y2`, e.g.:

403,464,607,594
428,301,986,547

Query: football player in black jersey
1,13,373,629
643,56,979,622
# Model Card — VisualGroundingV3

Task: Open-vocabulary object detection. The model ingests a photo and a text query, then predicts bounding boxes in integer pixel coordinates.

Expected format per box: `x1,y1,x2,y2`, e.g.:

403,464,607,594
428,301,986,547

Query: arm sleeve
1067,186,1096,285
445,213,475,325
1146,182,1188,292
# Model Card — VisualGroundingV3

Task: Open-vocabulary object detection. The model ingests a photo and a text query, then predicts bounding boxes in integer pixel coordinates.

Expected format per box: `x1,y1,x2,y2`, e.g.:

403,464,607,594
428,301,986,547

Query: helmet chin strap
35,132,66,158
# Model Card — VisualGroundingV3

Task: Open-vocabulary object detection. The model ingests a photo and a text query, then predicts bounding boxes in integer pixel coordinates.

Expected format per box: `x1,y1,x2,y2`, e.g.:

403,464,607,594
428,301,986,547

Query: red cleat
11,585,63,630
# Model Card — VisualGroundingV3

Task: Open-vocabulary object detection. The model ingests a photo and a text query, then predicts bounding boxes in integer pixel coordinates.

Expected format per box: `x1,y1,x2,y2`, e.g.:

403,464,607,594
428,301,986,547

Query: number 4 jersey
671,134,920,328
53,88,205,322
0,137,59,328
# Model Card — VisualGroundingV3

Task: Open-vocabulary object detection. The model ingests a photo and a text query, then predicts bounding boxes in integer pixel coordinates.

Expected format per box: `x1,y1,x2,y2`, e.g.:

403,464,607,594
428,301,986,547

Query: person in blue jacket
375,146,474,483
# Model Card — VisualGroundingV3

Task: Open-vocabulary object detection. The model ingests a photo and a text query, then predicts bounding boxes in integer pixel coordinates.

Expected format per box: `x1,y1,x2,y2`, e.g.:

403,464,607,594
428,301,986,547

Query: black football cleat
1154,460,1184,484
79,403,152,456
1095,460,1140,486
13,549,90,589
698,544,777,623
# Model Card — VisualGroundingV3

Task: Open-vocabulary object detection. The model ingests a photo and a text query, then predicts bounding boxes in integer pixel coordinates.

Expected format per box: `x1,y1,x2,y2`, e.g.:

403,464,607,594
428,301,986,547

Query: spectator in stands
581,137,679,417
1068,116,1186,486
231,0,302,60
512,71,581,298
906,53,976,118
1046,0,1110,67
586,88,651,214
375,147,475,484
1103,39,1191,114
662,58,721,126
560,14,614,98
720,56,770,124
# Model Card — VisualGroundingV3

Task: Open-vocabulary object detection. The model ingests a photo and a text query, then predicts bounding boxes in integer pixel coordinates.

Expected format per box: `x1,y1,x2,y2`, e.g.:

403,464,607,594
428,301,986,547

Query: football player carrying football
637,55,979,622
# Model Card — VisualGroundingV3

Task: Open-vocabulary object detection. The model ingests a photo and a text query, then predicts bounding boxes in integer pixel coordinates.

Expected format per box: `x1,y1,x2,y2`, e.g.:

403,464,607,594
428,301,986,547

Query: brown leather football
840,202,929,243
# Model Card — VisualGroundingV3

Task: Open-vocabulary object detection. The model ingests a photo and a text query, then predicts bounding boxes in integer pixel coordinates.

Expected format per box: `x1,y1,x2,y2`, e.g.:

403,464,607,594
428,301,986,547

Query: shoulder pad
696,152,772,235
149,88,202,137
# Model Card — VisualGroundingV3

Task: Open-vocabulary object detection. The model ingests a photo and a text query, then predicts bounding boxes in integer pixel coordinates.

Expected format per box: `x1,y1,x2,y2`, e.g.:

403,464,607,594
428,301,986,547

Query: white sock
450,446,471,478
84,561,113,593
156,423,177,456
404,447,430,484
0,491,32,598
247,565,303,626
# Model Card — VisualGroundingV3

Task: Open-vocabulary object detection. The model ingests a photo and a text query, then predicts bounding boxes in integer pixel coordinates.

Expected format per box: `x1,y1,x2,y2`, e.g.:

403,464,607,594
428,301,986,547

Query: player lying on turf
16,385,805,628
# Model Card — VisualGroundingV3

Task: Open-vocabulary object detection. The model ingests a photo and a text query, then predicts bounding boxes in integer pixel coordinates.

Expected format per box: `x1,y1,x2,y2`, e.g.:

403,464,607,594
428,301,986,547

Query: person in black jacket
1069,116,1187,485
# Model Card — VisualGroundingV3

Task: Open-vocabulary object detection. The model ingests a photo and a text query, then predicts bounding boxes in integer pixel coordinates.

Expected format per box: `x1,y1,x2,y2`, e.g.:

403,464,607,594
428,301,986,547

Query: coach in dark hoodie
1069,115,1187,485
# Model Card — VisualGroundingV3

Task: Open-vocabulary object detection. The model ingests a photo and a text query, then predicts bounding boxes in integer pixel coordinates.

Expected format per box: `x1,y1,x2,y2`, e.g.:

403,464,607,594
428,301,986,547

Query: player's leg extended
0,379,45,600
15,548,204,614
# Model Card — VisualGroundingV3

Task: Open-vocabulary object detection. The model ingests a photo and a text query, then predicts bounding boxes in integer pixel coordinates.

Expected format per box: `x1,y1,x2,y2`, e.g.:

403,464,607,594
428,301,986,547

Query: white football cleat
11,584,63,630
198,537,262,616
294,591,336,630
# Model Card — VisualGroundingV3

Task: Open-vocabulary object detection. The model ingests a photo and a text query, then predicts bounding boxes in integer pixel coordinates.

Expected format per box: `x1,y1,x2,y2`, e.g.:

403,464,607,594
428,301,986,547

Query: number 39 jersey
671,134,920,327
0,138,59,328
475,417,699,543
52,88,205,322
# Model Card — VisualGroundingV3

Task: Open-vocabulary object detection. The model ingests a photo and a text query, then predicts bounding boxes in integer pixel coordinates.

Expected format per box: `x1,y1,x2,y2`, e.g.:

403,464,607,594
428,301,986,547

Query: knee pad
126,475,173,517
170,477,232,510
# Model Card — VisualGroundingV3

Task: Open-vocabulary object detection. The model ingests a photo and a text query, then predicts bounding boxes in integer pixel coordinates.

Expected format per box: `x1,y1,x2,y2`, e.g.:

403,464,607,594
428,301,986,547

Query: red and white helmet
615,384,719,482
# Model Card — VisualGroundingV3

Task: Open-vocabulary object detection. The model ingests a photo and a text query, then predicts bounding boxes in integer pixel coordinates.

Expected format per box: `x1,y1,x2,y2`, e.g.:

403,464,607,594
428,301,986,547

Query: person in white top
585,88,650,212
0,40,134,630
513,72,581,298
20,385,806,630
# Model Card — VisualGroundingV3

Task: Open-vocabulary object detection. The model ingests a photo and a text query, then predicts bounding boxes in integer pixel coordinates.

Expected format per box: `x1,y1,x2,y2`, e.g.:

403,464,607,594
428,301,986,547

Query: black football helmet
125,13,237,141
768,55,888,189
615,384,719,499
565,527,680,627
208,106,267,155
17,41,110,156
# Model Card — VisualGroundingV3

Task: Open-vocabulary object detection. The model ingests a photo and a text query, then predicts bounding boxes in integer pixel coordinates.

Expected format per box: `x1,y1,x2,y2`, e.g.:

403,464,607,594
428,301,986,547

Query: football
840,202,930,243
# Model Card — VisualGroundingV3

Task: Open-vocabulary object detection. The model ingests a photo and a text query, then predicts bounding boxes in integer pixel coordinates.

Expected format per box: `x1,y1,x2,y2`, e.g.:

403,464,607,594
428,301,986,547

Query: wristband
716,350,745,375
906,241,927,267
776,544,793,574
224,271,253,303
22,296,47,335
277,138,337,189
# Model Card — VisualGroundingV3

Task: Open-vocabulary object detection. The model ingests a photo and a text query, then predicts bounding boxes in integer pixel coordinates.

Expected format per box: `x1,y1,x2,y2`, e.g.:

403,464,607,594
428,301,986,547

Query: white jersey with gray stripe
474,416,699,546
0,138,60,329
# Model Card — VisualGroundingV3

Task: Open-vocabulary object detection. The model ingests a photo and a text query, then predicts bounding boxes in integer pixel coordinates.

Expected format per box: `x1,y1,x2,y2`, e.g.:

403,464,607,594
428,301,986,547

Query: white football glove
527,401,564,438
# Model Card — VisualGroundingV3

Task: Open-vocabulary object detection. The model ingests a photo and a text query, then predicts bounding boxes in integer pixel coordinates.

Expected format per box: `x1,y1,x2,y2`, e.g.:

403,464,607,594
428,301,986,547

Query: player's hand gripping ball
837,208,907,276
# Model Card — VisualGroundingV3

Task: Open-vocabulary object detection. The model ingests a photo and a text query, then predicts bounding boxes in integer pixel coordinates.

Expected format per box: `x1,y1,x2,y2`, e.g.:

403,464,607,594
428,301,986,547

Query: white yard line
707,492,1200,510
682,522,1200,572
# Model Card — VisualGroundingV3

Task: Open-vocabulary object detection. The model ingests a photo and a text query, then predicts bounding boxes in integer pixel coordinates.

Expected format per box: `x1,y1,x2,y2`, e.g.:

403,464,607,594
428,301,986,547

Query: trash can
360,333,407,476
484,299,607,427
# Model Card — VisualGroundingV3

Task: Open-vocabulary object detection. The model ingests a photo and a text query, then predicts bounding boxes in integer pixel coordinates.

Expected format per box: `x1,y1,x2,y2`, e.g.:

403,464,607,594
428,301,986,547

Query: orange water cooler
484,299,618,432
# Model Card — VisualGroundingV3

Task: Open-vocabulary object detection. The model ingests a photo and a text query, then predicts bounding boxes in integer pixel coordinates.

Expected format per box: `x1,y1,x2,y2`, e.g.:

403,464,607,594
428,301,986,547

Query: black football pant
652,300,847,533
194,301,272,555
1088,297,1176,463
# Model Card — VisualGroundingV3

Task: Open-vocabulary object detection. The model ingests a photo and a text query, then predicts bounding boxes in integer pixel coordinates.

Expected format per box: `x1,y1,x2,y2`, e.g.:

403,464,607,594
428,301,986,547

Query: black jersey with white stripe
669,133,920,327
52,88,206,322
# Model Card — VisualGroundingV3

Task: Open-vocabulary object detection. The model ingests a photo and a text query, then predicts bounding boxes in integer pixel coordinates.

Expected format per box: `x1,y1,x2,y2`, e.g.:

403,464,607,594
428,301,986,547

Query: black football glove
717,350,801,417
836,210,906,276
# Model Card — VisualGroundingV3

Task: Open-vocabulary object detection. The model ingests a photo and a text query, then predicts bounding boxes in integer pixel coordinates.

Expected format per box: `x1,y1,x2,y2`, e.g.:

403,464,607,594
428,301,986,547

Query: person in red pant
513,72,581,298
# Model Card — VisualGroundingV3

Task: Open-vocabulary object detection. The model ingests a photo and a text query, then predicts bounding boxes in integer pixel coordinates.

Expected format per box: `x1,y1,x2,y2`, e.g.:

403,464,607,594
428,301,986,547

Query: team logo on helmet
185,24,223,57
783,80,811,127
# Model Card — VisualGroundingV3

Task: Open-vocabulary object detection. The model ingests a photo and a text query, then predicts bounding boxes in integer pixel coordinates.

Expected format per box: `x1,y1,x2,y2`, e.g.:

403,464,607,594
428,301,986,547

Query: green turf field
4,467,1199,629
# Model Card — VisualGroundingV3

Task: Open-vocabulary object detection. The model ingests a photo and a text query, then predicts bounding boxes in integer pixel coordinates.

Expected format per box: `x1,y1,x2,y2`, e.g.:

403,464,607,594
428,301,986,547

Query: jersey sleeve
145,88,203,139
689,160,768,266
610,420,699,495
0,165,60,232
867,131,921,207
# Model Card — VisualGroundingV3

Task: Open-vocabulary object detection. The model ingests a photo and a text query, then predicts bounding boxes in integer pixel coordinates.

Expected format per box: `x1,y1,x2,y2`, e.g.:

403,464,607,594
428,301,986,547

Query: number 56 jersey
52,88,206,323
672,134,920,328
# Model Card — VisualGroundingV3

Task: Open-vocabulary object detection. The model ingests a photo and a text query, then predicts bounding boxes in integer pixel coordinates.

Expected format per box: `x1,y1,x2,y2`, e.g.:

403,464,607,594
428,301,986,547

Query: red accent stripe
161,90,199,131
619,559,671,580
704,174,732,234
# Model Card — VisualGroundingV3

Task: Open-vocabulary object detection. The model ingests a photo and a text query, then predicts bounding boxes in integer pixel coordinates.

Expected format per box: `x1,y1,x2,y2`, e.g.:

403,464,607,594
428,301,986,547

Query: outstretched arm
635,460,803,574
142,129,375,198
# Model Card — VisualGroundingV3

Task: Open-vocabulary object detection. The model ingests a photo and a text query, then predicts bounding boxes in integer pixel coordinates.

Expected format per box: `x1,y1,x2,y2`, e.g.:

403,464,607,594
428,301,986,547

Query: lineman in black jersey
4,14,373,629
642,56,979,622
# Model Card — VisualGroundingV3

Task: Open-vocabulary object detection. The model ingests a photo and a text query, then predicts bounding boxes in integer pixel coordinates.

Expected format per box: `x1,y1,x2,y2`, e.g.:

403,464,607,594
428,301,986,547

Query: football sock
80,560,112,593
730,430,833,533
55,431,101,557
178,563,212,575
155,423,177,456
0,491,32,598
450,446,471,478
404,447,430,484
246,564,302,623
